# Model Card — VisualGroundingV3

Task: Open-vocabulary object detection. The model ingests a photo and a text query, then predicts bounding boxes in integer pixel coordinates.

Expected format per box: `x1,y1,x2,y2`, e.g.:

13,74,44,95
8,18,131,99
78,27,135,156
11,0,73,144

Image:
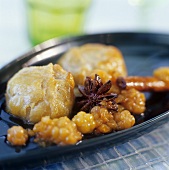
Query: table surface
1,0,169,169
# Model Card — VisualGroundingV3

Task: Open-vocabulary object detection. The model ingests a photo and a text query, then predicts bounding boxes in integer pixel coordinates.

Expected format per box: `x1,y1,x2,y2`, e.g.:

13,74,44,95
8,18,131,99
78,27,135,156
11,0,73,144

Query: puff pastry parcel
58,43,127,85
5,63,75,123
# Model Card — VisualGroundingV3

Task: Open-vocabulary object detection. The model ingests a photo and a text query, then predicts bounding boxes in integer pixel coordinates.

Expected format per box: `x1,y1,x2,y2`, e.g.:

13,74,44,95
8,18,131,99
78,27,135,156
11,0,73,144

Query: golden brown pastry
58,43,127,85
5,63,75,123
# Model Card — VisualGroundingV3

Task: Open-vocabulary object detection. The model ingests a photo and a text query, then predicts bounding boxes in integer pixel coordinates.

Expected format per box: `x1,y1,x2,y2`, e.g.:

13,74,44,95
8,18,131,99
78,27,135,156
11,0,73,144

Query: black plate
1,32,169,166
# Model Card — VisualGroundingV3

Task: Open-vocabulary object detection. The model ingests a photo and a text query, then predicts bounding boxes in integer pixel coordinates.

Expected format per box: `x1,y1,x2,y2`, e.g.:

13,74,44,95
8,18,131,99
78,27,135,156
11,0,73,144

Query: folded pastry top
58,43,127,85
5,63,75,123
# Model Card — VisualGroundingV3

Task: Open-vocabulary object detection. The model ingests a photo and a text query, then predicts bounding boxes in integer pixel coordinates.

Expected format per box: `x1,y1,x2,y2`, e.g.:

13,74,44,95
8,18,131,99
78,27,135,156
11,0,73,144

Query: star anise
76,74,118,112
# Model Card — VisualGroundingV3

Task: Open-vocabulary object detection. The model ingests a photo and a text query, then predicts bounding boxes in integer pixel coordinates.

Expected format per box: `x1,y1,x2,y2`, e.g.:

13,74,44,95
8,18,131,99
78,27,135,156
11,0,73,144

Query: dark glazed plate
0,32,169,166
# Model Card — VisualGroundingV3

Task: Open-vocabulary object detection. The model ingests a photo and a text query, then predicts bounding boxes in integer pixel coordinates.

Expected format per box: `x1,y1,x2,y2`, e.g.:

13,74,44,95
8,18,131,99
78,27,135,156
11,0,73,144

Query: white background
1,0,169,68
